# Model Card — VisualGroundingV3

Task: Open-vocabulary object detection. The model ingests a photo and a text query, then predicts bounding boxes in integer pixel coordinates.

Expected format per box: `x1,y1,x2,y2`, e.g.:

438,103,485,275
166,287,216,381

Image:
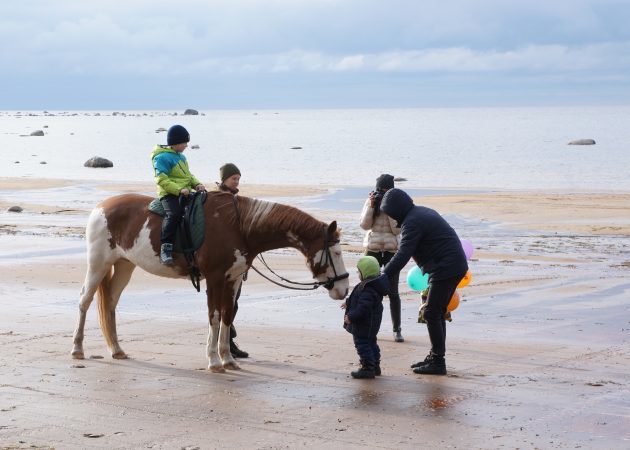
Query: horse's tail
96,268,115,350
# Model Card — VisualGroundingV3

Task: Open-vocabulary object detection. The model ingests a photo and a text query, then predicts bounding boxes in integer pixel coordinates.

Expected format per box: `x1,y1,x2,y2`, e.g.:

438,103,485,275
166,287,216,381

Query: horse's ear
327,221,337,235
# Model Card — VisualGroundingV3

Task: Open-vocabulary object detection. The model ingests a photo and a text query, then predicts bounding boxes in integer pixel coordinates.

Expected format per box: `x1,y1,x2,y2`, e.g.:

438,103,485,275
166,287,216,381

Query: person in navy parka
381,188,468,376
343,255,388,379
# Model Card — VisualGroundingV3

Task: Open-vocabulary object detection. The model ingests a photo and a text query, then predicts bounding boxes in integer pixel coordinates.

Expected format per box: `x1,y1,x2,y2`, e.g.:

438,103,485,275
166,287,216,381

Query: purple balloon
460,239,474,260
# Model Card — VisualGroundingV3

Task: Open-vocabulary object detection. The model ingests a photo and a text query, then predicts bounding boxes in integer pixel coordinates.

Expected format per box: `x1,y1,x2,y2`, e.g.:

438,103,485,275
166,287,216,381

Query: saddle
149,191,207,291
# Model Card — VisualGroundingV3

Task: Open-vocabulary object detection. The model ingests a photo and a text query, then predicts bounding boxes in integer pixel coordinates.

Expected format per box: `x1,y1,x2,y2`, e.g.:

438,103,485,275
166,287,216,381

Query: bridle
250,229,349,291
230,195,348,291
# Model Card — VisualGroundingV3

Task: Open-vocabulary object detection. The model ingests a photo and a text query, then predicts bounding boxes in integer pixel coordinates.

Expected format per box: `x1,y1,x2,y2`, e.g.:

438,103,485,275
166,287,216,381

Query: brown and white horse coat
71,191,349,372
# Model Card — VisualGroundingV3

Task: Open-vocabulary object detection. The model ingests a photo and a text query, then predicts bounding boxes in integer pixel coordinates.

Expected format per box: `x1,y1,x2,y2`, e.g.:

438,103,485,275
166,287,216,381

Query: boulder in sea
568,139,596,145
84,157,114,168
184,109,199,115
191,144,200,149
156,127,167,133
30,130,44,136
291,146,302,150
394,177,407,182
8,206,23,213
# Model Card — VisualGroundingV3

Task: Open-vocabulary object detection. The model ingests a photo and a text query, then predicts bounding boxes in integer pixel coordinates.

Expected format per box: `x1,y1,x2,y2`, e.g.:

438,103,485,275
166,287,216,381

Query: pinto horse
71,191,349,372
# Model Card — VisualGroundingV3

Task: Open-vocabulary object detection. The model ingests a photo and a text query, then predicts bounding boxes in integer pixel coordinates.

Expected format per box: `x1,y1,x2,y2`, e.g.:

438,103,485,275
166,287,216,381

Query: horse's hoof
112,351,128,359
209,364,226,373
71,350,85,360
223,361,241,370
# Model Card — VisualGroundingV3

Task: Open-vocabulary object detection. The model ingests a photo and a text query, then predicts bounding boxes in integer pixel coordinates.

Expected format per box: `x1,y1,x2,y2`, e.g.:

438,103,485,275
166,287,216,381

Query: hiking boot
160,243,173,265
374,363,382,376
394,328,404,343
230,339,249,358
351,362,376,379
413,356,446,375
410,352,436,369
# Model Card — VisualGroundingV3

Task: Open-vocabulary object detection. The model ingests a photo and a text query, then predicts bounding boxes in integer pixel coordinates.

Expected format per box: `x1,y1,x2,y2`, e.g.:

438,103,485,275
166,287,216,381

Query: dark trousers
160,194,182,245
423,274,464,357
352,334,380,365
229,285,241,340
366,251,401,331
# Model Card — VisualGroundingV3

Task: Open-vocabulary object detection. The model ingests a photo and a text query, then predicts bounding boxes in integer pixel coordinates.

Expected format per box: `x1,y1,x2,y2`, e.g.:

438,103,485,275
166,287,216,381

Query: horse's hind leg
72,263,111,359
104,259,136,359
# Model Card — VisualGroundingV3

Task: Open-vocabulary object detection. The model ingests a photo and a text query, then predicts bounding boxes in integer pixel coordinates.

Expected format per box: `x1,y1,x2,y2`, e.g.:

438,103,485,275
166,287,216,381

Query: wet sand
1,178,629,449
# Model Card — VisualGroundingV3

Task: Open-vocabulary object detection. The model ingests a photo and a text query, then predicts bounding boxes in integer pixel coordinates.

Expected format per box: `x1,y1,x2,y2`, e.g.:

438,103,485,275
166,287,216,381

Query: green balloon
407,266,429,291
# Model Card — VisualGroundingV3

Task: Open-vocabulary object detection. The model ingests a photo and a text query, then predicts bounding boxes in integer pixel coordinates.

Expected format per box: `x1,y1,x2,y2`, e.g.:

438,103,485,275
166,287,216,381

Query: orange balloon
457,270,472,288
447,290,460,312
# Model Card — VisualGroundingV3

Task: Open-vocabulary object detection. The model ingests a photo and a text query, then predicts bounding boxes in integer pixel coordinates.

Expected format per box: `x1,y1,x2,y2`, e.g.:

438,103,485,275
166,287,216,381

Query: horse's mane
237,196,324,240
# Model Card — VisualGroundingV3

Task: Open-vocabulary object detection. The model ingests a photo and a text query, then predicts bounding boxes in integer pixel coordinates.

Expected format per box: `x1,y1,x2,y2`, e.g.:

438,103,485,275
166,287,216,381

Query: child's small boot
351,361,376,379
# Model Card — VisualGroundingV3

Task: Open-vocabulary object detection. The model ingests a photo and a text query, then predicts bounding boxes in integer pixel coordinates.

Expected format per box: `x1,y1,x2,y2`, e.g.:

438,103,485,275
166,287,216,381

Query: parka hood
380,188,414,227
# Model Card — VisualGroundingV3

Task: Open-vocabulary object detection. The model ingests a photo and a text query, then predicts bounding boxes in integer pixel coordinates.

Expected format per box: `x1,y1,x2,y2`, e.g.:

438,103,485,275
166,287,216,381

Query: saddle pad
148,195,205,253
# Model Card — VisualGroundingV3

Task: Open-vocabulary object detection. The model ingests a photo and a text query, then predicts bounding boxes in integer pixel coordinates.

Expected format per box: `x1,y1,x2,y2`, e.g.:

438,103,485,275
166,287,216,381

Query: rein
231,196,348,291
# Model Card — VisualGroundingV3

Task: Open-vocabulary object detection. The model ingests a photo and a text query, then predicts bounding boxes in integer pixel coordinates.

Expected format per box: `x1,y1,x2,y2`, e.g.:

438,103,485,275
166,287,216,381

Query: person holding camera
359,174,404,342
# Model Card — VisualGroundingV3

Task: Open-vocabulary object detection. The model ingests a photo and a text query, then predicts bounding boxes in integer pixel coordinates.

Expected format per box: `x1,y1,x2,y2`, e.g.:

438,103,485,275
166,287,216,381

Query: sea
1,106,629,191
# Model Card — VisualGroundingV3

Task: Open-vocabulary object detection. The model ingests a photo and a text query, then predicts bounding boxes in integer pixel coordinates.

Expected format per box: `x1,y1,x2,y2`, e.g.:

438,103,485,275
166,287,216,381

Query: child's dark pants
353,334,380,365
160,194,183,244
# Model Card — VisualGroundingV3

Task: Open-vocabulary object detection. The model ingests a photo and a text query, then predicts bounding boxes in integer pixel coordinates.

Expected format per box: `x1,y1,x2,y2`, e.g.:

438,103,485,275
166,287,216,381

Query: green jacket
151,145,202,198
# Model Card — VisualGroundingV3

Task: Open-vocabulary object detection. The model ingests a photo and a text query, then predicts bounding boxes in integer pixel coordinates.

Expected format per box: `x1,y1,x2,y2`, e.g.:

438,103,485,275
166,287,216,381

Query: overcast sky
3,0,630,109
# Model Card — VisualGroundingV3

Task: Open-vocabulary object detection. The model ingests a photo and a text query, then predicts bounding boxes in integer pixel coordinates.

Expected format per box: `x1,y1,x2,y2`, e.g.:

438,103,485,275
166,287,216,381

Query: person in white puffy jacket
359,174,404,342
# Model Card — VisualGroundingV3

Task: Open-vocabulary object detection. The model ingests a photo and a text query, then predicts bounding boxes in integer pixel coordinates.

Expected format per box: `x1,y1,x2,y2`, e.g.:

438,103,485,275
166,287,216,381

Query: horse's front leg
207,310,224,373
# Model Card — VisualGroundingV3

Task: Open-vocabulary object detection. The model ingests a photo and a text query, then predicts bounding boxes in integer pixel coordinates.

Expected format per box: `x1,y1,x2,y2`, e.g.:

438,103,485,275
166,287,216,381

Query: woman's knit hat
167,125,190,146
375,173,395,191
357,255,380,279
220,163,241,182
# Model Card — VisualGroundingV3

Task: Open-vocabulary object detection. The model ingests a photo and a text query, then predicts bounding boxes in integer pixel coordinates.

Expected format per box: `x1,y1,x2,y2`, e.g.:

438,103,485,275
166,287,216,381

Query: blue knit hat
167,125,190,146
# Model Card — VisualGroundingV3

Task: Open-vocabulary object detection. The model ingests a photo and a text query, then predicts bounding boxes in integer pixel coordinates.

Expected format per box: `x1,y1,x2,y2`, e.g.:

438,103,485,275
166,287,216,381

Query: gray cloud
2,0,630,108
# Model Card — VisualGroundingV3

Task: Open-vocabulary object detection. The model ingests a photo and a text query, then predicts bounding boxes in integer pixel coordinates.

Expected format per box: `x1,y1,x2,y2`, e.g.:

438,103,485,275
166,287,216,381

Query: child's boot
160,243,173,265
351,361,376,379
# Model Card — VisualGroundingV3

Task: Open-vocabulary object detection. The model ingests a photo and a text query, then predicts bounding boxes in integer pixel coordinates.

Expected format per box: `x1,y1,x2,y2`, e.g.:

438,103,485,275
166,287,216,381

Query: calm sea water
2,107,629,191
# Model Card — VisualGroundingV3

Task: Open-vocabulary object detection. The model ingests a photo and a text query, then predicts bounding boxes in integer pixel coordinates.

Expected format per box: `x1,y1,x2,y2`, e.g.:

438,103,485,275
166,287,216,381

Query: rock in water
30,130,45,136
184,109,199,115
568,139,596,145
8,206,23,212
84,157,113,168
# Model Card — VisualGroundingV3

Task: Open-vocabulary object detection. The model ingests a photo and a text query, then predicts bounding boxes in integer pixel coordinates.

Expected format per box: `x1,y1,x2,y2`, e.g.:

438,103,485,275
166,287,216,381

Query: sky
2,0,630,109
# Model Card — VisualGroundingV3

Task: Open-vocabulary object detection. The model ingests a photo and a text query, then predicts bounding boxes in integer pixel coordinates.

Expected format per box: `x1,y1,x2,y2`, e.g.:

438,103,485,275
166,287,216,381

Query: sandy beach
1,178,629,449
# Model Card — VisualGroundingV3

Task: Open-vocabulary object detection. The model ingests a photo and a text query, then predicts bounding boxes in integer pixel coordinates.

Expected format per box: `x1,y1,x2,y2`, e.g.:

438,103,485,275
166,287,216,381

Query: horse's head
307,221,349,300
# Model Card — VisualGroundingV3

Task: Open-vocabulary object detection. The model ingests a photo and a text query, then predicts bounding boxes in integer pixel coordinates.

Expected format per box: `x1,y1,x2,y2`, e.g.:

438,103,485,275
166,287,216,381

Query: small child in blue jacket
343,255,387,379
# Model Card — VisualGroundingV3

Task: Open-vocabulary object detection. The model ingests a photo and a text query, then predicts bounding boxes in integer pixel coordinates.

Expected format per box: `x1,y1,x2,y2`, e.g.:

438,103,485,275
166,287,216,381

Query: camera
371,190,383,201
